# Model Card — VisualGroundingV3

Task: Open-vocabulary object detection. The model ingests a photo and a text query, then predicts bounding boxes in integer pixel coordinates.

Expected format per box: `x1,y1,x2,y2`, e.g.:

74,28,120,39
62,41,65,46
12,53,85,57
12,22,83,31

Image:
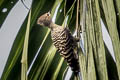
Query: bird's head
37,12,52,27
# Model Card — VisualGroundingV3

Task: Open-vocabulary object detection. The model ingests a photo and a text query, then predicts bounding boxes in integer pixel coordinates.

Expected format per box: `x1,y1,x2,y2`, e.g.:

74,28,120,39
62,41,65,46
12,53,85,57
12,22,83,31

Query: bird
37,12,80,74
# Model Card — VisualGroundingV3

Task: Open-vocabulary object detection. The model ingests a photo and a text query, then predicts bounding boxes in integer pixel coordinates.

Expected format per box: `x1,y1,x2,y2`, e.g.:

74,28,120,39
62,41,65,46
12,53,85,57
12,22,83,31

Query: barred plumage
37,12,80,74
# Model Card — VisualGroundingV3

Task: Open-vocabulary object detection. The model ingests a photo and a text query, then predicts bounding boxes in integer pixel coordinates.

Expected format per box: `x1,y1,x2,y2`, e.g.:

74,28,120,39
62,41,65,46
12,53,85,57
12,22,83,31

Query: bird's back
51,26,80,74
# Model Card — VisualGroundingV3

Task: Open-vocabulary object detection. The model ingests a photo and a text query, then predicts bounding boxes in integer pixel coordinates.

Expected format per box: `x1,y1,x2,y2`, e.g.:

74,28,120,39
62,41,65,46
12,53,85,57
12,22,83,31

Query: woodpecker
37,12,80,74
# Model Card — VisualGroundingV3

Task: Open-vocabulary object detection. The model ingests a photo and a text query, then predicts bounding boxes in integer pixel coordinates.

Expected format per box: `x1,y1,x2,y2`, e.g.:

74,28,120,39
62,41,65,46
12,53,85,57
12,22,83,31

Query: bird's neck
50,22,59,30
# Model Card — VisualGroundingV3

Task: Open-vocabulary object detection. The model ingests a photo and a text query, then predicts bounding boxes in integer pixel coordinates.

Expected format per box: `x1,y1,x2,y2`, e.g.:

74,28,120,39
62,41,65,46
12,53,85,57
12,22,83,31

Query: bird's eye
47,12,51,16
47,13,50,16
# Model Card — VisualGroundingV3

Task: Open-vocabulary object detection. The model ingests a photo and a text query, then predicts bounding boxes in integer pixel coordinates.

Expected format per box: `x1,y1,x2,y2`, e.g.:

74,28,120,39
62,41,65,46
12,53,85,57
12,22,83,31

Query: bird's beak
37,18,41,25
37,19,44,26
